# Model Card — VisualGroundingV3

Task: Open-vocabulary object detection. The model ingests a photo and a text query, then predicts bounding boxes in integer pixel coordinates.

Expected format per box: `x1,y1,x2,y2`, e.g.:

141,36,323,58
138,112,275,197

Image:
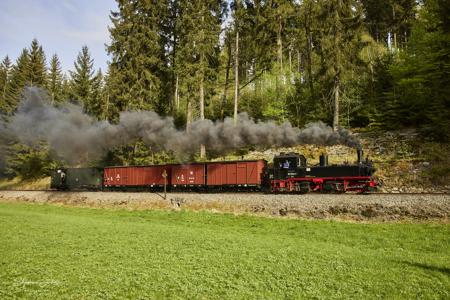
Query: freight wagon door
245,161,261,185
237,163,248,185
226,164,237,185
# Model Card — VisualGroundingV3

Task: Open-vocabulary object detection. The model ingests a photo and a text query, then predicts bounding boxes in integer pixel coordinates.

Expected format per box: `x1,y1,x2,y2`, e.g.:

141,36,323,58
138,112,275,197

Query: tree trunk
186,99,192,133
199,14,206,159
171,4,178,113
104,92,109,120
221,36,232,120
305,3,314,98
175,75,179,110
333,74,340,131
392,5,397,50
200,76,205,158
393,31,397,50
289,49,292,74
233,28,239,125
277,16,283,73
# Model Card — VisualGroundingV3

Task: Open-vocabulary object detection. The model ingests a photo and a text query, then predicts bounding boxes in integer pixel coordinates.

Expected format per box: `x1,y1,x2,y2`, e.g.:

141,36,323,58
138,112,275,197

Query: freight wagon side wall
171,164,206,186
206,160,266,186
206,164,223,185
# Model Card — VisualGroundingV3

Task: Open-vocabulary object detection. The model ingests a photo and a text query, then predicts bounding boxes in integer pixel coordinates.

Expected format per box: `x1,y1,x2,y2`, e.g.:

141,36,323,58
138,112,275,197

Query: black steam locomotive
51,150,377,193
267,150,376,193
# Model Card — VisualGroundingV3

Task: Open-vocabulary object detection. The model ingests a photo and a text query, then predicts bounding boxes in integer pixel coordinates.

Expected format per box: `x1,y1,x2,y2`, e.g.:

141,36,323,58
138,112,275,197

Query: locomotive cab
50,168,67,190
271,153,307,180
273,152,306,169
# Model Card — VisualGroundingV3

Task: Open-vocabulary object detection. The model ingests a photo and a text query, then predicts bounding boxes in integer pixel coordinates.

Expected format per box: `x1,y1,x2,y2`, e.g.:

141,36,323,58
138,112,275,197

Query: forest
0,0,449,179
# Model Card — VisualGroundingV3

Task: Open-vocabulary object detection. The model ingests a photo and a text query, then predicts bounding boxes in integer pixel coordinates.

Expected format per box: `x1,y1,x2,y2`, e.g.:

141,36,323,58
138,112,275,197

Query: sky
0,0,117,73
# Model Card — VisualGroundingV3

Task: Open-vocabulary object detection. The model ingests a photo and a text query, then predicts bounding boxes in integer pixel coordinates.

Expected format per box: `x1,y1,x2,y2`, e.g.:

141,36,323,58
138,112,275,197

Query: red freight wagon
171,164,206,186
104,165,171,188
206,160,266,188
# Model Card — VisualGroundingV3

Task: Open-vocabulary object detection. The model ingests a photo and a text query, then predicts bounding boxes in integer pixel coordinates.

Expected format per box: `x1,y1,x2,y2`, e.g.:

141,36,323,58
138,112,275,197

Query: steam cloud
0,88,361,166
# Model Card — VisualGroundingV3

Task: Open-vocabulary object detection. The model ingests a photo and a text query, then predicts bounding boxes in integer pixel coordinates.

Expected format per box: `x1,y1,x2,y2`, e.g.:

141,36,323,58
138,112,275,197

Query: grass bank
0,177,50,190
0,202,448,299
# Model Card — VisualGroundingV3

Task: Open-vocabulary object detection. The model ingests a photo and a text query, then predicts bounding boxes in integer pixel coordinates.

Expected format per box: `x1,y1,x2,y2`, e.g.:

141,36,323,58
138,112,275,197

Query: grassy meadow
0,202,449,299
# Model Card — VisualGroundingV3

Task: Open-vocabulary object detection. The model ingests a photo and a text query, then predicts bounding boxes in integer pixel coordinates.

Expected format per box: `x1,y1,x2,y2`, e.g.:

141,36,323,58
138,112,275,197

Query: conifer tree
47,54,64,103
361,0,416,48
166,0,181,113
28,39,47,87
0,56,12,112
107,0,169,114
61,75,72,103
316,0,365,130
88,69,106,118
7,49,30,112
267,0,296,74
381,0,450,140
176,0,225,157
70,46,95,110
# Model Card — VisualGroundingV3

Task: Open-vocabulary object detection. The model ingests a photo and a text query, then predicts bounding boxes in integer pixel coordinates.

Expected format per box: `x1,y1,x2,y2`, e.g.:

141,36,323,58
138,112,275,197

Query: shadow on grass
400,261,450,276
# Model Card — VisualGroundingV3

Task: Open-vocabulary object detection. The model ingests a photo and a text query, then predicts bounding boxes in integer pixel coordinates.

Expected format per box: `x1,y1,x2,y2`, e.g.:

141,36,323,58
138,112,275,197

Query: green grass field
0,202,449,299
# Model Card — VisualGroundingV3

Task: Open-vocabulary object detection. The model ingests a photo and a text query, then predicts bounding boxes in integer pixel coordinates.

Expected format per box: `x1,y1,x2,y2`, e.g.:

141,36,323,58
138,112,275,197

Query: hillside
218,129,450,194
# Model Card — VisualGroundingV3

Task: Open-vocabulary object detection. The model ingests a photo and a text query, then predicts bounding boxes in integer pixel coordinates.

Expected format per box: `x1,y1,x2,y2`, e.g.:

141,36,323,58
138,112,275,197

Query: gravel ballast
0,191,448,222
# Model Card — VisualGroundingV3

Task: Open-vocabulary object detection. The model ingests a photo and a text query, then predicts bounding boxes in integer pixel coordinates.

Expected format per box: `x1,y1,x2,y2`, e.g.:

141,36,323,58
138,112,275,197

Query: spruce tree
28,39,47,87
107,0,169,114
70,46,95,110
48,54,64,103
60,75,72,102
381,0,450,141
89,69,105,118
0,56,12,113
362,0,416,48
176,0,225,157
316,0,365,130
7,49,30,112
166,0,181,113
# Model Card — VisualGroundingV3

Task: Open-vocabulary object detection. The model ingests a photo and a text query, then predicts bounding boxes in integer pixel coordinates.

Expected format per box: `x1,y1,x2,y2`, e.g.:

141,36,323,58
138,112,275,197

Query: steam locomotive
51,149,377,193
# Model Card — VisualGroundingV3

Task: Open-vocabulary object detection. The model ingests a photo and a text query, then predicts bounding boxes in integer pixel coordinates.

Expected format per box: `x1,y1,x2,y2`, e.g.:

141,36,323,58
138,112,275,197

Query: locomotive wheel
294,182,311,194
324,181,345,193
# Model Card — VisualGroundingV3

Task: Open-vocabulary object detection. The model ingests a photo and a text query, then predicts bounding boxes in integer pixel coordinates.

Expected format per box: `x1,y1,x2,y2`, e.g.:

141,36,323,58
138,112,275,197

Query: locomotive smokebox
357,149,363,164
319,153,328,166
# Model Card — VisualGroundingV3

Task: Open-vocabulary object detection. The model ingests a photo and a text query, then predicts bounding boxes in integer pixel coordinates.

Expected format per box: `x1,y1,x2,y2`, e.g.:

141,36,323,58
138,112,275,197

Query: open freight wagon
103,165,172,191
206,160,266,191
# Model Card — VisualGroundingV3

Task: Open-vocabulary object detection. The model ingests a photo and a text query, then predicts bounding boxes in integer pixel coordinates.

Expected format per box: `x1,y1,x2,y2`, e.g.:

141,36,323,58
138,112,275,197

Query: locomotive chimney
357,149,363,164
319,153,328,166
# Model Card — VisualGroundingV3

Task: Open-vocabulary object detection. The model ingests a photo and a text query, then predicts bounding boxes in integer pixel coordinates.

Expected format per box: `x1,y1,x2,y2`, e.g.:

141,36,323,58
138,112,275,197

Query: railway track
0,189,448,196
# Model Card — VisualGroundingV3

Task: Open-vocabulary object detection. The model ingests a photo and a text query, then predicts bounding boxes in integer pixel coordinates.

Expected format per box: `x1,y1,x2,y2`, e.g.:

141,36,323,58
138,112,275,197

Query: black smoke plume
0,88,361,166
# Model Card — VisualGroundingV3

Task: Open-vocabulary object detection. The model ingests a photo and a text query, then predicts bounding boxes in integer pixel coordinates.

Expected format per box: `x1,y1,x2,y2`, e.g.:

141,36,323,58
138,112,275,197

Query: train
51,149,377,193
